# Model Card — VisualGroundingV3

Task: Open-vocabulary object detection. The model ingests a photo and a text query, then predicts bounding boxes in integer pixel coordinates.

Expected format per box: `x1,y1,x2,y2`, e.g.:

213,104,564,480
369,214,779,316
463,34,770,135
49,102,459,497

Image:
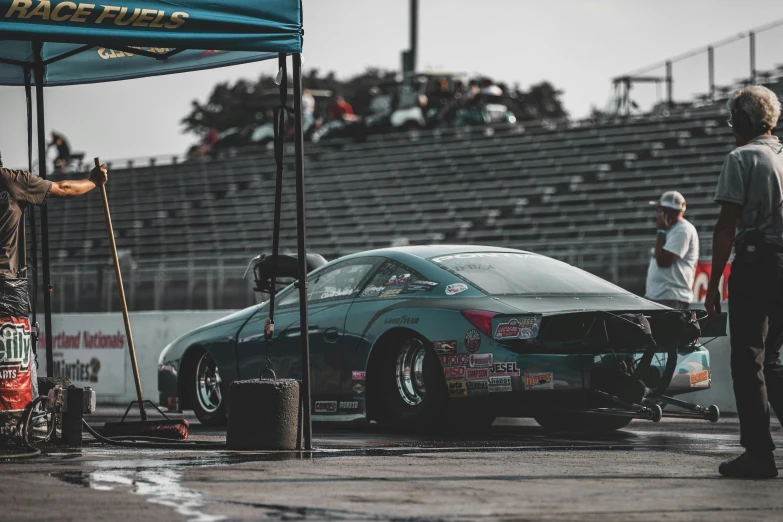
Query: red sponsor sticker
466,368,489,380
0,317,32,413
690,370,709,386
315,401,337,413
352,371,366,381
444,366,467,379
469,353,493,368
524,372,553,390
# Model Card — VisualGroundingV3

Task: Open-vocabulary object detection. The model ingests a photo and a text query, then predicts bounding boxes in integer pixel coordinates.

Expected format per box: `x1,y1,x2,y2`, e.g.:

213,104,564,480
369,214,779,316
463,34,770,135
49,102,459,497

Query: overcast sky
1,0,782,169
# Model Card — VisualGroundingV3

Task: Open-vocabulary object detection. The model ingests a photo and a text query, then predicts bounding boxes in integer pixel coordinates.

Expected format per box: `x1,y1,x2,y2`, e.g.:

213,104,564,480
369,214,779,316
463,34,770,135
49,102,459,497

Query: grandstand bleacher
39,76,783,312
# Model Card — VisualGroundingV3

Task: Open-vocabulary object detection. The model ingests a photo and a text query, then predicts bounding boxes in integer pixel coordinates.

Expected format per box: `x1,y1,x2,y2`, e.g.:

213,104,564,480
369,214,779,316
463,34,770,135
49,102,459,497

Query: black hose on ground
0,397,52,460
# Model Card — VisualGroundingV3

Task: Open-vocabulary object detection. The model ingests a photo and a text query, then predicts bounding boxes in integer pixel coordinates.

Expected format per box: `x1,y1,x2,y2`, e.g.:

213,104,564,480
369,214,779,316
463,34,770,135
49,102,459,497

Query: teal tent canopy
0,0,314,448
0,0,303,85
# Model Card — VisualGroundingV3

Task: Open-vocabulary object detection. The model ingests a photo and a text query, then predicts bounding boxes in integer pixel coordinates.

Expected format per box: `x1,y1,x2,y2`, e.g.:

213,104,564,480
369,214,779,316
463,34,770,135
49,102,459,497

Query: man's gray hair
727,85,781,131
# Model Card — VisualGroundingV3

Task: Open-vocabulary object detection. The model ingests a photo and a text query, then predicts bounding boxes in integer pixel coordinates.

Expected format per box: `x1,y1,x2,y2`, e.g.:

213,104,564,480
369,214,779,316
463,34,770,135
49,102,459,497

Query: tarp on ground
0,0,303,86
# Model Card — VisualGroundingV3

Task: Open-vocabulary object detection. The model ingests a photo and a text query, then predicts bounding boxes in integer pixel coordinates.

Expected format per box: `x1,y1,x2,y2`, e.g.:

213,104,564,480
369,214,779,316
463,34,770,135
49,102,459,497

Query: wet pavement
1,412,782,522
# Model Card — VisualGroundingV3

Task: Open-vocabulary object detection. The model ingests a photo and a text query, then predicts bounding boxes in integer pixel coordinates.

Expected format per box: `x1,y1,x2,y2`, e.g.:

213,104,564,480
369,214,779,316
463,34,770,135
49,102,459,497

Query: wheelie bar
654,395,720,423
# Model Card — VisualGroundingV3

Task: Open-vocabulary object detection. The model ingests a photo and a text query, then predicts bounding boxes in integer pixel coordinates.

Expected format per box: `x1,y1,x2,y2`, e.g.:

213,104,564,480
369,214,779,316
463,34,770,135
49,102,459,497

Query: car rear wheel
534,412,632,432
189,349,227,426
378,335,447,428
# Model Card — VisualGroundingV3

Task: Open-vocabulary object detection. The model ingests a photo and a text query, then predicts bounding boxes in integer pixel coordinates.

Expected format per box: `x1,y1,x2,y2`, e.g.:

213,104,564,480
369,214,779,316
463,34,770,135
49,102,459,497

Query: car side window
358,261,439,298
277,259,377,307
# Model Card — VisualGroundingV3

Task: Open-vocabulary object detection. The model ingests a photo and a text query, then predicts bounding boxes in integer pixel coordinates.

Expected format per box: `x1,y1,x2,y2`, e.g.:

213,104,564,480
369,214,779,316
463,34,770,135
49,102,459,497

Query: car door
235,257,379,412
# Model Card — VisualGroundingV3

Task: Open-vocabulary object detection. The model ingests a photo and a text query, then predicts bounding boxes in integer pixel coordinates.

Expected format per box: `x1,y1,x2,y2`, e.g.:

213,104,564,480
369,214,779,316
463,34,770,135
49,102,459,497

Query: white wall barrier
39,311,234,405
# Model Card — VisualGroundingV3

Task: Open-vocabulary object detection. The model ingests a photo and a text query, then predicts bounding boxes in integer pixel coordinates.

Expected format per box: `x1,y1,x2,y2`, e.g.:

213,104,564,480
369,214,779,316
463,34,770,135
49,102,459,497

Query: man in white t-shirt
644,191,699,309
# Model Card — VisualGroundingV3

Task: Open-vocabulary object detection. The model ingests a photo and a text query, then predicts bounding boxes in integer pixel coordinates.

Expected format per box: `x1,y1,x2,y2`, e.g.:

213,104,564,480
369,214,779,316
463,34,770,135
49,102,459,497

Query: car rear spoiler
243,253,327,294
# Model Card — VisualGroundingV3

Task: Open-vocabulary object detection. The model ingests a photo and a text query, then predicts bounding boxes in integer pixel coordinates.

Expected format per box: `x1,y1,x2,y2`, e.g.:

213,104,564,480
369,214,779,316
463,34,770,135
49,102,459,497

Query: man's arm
654,232,679,267
705,203,740,319
49,164,107,199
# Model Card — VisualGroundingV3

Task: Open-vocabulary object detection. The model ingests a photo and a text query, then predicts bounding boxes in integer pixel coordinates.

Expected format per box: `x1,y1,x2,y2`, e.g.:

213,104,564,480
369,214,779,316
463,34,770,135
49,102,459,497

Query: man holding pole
0,157,107,425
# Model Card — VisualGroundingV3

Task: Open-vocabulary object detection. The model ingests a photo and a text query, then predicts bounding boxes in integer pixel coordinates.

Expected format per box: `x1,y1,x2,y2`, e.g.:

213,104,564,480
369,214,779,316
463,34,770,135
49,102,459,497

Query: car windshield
429,252,626,295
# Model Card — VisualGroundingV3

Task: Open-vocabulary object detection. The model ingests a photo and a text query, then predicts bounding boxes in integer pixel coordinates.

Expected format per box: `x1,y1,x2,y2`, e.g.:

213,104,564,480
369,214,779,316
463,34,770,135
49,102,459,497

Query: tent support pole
293,53,312,450
33,43,53,378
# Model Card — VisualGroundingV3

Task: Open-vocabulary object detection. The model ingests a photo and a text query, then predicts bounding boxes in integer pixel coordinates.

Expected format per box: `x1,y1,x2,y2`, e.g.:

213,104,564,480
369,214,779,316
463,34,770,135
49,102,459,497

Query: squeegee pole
33,45,54,378
96,158,146,421
293,53,312,450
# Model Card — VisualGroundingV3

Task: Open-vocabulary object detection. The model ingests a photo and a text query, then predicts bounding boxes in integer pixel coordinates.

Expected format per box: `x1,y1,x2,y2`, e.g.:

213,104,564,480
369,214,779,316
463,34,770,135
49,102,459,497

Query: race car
158,245,719,431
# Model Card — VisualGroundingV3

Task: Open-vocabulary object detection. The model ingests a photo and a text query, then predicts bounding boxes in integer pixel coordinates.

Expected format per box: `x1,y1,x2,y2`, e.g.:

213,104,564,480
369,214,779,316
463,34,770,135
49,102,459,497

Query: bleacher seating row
42,76,783,303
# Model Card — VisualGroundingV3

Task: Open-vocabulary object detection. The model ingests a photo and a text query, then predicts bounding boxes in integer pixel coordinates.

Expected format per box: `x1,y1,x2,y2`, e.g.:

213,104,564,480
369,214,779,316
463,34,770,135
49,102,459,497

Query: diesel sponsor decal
444,366,466,379
469,353,493,368
491,362,520,376
466,368,489,380
440,354,470,366
314,401,338,413
464,329,481,353
384,316,419,325
447,380,467,398
433,340,457,355
524,372,554,391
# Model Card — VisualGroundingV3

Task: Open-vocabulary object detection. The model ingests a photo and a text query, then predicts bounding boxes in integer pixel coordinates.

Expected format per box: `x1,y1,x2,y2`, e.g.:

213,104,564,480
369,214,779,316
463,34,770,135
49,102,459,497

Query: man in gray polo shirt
705,85,783,479
645,191,699,309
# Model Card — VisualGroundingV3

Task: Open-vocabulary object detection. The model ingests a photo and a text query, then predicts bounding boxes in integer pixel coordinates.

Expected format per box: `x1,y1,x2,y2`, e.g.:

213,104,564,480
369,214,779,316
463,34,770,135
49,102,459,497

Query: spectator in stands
705,85,783,479
644,191,699,309
47,131,71,173
479,79,503,97
329,95,358,122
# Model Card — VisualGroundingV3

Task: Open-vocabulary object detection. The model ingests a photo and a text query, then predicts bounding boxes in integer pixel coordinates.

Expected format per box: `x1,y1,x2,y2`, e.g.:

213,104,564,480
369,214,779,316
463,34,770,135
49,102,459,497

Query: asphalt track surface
2,410,782,522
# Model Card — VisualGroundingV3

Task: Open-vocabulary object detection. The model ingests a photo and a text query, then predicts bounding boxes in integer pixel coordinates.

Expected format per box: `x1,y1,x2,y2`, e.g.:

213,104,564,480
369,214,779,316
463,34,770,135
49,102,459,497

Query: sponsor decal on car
469,353,493,368
467,380,489,396
384,274,411,287
379,287,403,297
352,382,365,395
433,341,457,355
524,372,554,391
445,283,468,295
352,370,366,381
447,380,467,398
466,367,490,380
384,315,419,325
489,384,513,393
491,362,521,376
494,317,540,340
339,401,359,410
315,401,338,413
690,370,710,387
406,280,439,292
489,376,512,386
440,354,470,366
444,366,467,379
464,329,481,353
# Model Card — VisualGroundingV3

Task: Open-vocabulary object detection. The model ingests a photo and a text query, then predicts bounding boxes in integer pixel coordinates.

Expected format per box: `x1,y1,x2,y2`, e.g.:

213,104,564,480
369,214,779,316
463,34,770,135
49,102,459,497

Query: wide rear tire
377,335,448,429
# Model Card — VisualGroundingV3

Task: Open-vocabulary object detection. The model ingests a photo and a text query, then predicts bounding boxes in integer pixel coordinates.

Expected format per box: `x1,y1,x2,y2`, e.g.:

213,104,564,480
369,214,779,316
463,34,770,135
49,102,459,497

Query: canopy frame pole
292,52,312,451
33,42,54,378
24,67,39,361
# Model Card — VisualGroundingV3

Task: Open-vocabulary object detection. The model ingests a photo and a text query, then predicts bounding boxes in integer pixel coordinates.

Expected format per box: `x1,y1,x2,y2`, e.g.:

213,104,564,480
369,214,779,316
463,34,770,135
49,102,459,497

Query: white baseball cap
650,190,686,212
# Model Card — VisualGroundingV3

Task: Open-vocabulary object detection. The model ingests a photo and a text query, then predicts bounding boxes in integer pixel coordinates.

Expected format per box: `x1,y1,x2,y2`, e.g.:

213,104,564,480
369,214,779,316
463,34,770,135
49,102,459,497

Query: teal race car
158,245,719,431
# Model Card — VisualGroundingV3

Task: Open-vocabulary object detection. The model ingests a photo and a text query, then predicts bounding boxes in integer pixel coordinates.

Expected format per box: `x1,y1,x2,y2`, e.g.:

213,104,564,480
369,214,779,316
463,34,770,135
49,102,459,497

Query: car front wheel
189,349,227,426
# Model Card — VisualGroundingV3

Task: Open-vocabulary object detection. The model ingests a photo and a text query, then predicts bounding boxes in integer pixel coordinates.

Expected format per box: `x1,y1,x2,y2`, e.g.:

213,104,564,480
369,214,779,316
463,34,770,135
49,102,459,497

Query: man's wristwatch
656,229,667,235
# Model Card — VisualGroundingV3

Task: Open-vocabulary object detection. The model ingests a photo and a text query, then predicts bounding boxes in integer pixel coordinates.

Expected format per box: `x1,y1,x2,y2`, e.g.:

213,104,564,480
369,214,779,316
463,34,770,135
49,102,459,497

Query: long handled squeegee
94,158,189,440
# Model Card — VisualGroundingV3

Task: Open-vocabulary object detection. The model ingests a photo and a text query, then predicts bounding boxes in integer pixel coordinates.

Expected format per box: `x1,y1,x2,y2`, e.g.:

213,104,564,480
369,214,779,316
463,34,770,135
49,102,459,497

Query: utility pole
409,0,418,73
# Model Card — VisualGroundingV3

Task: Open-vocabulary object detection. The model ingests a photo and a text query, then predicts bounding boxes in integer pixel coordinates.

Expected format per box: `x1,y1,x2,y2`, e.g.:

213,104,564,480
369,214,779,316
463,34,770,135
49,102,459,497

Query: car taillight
461,310,498,337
